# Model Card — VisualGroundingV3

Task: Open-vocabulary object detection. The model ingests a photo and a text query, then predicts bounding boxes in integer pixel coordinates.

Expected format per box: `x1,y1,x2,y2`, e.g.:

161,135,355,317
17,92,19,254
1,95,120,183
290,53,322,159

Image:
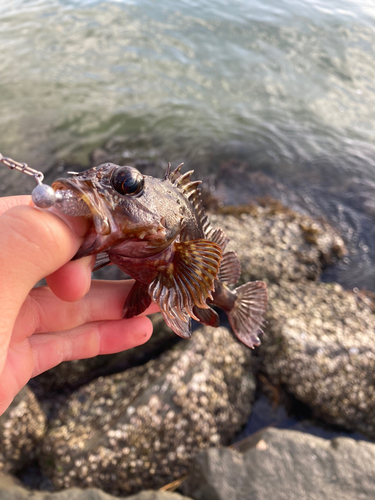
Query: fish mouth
52,177,114,236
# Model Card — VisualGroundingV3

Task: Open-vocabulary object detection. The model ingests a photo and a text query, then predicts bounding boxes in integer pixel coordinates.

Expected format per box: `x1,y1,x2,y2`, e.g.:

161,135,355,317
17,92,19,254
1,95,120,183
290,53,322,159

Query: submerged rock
0,387,46,474
40,326,255,495
262,280,375,437
182,427,375,500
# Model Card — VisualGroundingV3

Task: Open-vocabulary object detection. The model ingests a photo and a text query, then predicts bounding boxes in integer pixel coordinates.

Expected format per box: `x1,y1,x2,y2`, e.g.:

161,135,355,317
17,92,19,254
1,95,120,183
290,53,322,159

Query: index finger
0,203,87,374
0,195,32,215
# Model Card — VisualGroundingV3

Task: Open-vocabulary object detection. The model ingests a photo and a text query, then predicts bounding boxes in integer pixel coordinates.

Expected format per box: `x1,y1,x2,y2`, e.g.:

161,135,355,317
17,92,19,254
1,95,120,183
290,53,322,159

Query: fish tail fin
227,281,268,348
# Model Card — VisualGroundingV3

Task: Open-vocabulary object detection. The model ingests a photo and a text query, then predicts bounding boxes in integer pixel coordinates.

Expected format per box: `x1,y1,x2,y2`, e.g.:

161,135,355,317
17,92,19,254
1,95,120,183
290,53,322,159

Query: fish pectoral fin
218,251,241,286
160,309,192,339
123,281,152,318
148,239,222,337
228,281,268,348
193,305,220,327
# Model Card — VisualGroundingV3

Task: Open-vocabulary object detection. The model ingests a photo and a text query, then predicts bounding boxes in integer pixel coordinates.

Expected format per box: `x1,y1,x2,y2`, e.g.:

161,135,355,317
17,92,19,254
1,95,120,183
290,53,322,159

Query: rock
261,280,375,437
0,387,46,473
40,326,255,495
209,204,345,284
0,474,192,500
30,314,177,397
182,427,375,500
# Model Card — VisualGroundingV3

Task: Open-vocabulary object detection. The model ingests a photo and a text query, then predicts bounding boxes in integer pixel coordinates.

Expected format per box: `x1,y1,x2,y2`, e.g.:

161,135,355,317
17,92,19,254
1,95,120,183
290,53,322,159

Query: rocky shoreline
1,196,375,499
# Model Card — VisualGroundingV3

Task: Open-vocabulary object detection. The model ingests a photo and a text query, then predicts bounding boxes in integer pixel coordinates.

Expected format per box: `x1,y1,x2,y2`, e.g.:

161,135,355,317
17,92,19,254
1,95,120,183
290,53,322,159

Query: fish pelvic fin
228,281,268,348
193,305,220,327
93,252,112,272
123,281,152,318
148,239,222,337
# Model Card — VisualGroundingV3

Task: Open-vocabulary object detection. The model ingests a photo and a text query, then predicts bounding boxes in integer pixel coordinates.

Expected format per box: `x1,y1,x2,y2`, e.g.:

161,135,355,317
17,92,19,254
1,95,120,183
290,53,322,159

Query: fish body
52,162,267,347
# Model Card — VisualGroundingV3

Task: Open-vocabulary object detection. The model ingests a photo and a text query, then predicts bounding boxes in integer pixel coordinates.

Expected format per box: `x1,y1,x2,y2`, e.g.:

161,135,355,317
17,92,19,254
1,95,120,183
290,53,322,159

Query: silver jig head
0,153,90,216
0,152,59,208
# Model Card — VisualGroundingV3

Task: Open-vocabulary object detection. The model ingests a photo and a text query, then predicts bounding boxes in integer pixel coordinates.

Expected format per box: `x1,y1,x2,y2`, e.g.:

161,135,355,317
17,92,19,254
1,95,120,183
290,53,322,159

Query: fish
52,162,268,348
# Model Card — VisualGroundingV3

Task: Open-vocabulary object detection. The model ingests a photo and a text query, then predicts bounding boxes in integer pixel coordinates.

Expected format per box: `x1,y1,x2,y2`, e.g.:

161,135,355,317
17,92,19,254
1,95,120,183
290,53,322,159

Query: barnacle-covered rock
209,205,345,284
40,326,255,496
0,386,46,473
261,280,375,437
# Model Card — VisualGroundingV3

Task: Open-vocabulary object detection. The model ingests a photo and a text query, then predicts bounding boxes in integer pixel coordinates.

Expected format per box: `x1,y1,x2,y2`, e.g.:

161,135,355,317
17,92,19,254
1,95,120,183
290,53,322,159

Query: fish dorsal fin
168,162,184,183
173,169,223,243
174,170,204,201
184,183,210,232
164,162,172,180
206,227,230,252
123,281,152,319
149,239,222,333
218,251,241,286
167,163,230,251
174,169,194,187
177,173,230,251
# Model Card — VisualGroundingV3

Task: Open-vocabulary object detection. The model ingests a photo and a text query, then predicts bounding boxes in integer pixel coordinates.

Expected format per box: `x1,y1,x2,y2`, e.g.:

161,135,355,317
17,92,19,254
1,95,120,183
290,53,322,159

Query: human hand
0,195,158,415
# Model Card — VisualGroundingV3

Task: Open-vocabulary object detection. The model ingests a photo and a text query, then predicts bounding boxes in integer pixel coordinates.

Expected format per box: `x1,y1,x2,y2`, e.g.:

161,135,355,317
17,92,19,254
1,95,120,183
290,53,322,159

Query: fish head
52,163,189,257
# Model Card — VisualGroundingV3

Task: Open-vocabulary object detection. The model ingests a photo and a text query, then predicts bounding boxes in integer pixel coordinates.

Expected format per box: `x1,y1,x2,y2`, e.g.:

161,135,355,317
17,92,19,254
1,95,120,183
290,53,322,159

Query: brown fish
52,162,267,347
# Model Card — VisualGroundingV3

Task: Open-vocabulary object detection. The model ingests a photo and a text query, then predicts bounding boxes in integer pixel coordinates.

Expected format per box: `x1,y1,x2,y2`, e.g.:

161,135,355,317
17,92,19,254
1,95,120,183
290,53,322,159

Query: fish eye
111,167,144,197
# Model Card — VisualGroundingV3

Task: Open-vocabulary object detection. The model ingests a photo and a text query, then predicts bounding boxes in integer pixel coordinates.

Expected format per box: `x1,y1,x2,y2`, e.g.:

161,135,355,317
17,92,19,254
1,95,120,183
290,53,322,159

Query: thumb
0,205,87,369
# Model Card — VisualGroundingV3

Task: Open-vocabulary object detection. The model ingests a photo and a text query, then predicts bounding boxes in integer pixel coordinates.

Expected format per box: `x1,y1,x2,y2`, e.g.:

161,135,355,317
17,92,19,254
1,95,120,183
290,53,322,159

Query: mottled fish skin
52,162,268,347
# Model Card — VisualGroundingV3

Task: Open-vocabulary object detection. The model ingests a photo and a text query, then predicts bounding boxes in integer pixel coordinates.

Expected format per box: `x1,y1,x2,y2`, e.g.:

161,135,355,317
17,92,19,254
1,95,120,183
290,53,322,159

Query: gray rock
182,427,375,500
262,280,375,437
41,326,255,496
210,206,345,284
0,387,46,473
0,475,192,500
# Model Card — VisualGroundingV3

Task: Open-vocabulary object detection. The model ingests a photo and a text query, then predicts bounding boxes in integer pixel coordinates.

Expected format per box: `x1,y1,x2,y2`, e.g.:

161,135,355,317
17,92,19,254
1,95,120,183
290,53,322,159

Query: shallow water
1,0,375,289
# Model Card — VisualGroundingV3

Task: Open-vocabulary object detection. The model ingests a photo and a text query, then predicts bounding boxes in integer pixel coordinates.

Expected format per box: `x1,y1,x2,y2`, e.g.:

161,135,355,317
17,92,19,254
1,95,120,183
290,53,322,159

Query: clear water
1,0,375,289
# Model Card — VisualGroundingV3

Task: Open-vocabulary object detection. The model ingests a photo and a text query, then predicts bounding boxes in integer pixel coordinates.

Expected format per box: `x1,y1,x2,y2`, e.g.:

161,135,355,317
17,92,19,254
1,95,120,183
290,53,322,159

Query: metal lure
0,153,90,216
